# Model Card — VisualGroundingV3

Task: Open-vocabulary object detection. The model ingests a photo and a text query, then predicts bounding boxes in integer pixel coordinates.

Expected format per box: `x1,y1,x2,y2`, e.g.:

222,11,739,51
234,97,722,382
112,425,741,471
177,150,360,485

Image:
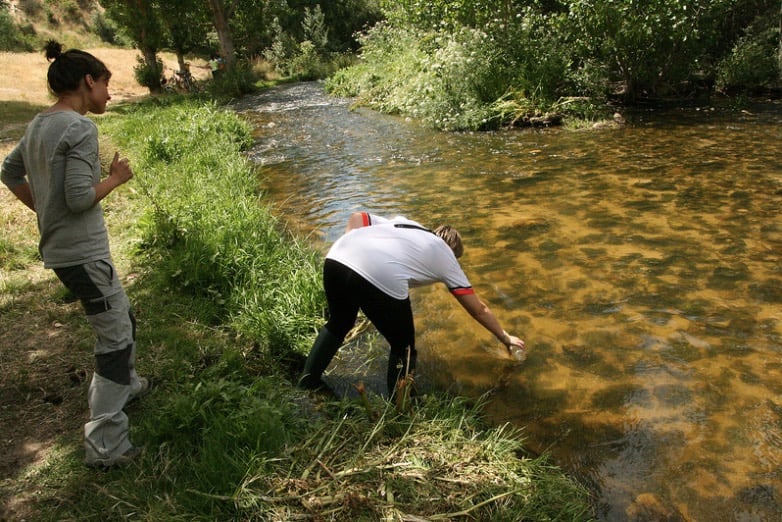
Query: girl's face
86,74,111,115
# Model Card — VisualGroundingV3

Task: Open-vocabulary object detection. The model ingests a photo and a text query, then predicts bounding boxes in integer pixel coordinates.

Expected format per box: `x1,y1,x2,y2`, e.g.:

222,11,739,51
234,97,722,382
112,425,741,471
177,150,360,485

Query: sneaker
128,377,153,403
86,446,142,470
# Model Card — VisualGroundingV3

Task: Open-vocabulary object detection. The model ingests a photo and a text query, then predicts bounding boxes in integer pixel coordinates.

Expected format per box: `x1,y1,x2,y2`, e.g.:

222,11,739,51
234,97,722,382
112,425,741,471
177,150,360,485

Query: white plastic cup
510,346,527,363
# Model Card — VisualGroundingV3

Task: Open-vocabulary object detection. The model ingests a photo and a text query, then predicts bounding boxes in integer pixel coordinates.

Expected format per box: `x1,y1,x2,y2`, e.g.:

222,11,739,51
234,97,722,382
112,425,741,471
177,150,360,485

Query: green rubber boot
299,327,342,390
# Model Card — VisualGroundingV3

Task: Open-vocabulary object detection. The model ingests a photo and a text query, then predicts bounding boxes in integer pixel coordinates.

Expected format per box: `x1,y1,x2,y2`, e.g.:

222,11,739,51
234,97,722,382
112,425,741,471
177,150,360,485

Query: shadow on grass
0,264,239,520
0,101,49,141
0,273,93,519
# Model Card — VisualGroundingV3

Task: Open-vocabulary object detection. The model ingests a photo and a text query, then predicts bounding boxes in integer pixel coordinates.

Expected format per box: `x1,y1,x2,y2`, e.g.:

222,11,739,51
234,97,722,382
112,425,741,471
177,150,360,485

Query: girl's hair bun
44,40,63,62
43,41,110,95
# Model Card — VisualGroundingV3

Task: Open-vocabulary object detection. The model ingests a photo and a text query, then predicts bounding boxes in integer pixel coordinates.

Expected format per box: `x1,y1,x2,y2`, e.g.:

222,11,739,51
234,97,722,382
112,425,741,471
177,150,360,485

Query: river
233,82,782,521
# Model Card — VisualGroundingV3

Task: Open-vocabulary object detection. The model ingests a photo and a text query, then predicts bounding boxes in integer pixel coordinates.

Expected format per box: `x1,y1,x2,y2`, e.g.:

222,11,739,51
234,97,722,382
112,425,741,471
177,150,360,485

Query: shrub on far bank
716,20,781,93
325,14,601,131
205,61,260,97
326,23,504,131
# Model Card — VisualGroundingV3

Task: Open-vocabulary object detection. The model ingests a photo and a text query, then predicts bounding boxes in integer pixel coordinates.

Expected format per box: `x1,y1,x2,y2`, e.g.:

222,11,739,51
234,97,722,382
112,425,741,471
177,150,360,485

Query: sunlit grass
236,395,594,521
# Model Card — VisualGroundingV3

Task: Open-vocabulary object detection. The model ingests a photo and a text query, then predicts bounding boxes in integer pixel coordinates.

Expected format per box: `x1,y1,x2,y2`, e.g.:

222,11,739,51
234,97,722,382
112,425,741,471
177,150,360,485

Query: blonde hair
434,225,464,258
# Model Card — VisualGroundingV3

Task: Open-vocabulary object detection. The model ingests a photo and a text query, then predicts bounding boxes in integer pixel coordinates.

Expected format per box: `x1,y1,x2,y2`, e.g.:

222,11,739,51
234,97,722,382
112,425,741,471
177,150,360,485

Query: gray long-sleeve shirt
2,110,111,268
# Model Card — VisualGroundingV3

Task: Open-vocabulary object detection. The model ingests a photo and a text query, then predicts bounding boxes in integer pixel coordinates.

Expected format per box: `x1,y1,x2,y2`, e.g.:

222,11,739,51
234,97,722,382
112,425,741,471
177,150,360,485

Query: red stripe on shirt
361,212,371,226
450,287,474,296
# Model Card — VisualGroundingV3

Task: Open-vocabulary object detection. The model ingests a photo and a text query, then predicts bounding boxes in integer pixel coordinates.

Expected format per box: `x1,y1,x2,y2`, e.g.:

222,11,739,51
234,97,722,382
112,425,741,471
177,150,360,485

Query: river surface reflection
234,82,782,521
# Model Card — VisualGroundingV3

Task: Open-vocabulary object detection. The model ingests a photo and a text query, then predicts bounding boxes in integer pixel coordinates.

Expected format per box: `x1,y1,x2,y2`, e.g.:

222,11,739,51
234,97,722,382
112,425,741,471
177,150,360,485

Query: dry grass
0,48,210,106
0,48,210,151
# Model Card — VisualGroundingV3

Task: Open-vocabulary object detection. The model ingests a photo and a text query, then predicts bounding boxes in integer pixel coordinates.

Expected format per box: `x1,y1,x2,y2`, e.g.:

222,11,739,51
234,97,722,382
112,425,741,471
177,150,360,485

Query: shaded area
0,101,48,143
0,273,92,519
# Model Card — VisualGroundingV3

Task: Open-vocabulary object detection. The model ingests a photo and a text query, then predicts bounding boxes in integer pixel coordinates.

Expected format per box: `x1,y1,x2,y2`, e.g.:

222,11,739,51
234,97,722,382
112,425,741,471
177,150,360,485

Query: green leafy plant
716,22,780,92
133,55,164,91
0,4,35,51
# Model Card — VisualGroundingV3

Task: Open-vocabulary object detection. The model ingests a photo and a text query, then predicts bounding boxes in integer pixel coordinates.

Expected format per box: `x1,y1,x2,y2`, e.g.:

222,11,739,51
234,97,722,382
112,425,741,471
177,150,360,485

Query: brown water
235,83,782,521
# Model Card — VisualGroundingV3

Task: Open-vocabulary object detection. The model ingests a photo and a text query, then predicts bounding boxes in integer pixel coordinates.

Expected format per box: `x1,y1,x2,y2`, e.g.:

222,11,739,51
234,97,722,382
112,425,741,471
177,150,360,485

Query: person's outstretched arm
454,291,525,355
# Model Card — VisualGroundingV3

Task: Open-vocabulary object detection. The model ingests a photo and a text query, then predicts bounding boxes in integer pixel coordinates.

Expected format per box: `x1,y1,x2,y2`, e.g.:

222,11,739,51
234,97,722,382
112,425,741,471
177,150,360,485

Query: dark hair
44,40,111,96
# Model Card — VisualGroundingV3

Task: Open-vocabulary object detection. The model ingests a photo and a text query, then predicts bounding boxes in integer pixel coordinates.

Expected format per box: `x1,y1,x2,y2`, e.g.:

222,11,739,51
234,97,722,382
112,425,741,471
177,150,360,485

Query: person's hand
503,332,526,360
109,151,133,186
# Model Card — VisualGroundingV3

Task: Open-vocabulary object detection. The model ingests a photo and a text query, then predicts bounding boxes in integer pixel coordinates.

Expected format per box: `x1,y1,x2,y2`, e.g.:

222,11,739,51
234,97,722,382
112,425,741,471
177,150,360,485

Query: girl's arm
10,182,35,211
453,291,526,353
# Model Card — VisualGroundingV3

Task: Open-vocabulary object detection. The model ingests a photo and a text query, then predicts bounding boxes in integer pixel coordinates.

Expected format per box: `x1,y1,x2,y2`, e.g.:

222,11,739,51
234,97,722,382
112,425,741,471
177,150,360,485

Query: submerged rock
626,492,685,522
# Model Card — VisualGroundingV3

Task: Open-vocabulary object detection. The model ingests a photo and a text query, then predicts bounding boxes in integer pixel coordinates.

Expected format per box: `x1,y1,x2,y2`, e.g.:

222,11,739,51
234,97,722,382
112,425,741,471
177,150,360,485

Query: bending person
299,211,525,396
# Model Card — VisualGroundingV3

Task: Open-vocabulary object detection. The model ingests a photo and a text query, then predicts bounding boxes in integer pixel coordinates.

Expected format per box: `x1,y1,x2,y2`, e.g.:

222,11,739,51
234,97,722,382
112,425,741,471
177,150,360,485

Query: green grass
7,96,595,521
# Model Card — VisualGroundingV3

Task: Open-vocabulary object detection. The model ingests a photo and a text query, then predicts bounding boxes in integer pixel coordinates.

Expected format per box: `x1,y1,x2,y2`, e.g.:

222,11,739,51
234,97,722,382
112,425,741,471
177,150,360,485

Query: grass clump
237,395,593,521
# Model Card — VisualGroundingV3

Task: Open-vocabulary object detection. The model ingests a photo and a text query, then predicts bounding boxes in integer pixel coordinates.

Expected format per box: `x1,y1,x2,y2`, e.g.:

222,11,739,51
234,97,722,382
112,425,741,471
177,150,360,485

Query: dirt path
0,48,209,106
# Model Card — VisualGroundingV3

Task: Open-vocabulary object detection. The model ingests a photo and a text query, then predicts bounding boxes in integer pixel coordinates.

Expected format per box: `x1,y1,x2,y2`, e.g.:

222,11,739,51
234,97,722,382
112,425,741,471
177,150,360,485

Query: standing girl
1,41,149,468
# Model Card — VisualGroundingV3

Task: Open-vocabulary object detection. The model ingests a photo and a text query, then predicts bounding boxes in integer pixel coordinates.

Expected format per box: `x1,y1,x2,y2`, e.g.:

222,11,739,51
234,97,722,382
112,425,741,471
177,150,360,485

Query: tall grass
101,98,325,359
17,97,595,521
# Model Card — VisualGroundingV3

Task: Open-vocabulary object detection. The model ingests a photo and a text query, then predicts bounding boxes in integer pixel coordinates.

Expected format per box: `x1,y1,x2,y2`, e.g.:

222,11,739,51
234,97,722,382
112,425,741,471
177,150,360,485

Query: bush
0,6,35,51
263,7,338,81
326,14,580,131
91,10,127,45
133,55,163,91
206,61,259,97
327,23,496,130
286,40,328,80
60,0,80,22
715,23,780,92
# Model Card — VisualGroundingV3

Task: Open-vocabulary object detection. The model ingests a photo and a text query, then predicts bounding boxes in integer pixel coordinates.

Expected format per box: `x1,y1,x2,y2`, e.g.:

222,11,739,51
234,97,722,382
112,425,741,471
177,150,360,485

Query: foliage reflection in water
236,83,782,521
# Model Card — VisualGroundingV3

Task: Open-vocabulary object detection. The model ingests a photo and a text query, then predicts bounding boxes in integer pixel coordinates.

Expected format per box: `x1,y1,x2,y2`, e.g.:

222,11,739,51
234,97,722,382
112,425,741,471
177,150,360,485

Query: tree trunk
142,46,162,94
206,0,236,70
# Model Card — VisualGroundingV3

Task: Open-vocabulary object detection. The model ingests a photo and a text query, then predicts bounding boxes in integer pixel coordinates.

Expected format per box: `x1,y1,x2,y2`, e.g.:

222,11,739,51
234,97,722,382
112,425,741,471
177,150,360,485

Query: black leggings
323,259,416,382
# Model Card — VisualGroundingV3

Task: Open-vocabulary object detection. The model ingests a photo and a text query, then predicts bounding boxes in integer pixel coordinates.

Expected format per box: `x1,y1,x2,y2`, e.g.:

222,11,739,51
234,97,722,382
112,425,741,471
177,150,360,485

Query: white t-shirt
326,212,473,300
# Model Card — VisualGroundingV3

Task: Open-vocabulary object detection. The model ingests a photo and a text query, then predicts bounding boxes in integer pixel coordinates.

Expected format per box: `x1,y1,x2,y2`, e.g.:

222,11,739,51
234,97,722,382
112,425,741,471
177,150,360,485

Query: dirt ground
0,47,192,520
0,260,94,518
0,47,210,105
0,48,210,146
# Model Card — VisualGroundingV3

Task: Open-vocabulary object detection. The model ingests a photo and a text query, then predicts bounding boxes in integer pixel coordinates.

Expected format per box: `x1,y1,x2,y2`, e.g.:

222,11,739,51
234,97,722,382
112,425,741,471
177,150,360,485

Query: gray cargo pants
54,259,143,466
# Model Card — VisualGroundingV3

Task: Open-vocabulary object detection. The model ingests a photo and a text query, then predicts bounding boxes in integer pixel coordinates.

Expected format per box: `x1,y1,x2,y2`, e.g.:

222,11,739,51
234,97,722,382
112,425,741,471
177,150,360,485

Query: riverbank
0,95,594,520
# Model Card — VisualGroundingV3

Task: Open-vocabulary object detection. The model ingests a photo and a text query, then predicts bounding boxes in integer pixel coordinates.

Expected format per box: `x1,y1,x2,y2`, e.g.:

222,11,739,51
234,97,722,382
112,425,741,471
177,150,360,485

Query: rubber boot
387,346,417,400
299,327,342,390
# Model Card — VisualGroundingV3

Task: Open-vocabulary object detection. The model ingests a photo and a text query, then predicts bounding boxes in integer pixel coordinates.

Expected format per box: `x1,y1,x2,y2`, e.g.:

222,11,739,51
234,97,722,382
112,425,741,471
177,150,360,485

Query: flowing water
234,82,782,521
